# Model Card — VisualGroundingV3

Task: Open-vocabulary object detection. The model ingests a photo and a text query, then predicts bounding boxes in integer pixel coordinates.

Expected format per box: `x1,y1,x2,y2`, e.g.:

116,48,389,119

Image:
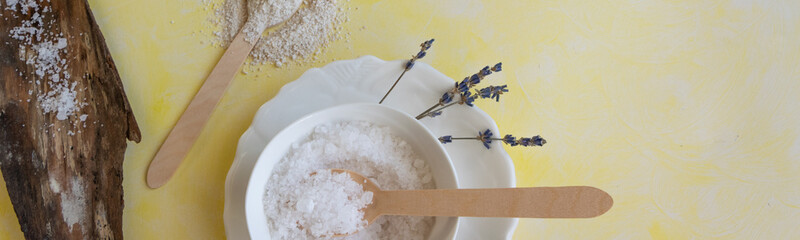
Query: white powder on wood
7,0,87,123
4,0,37,14
264,121,434,240
210,0,348,67
6,4,93,235
49,174,61,193
60,177,87,233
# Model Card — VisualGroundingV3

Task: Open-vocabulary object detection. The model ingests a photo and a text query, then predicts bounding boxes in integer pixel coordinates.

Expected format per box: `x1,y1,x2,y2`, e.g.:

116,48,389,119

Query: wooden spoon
330,169,613,237
146,0,301,189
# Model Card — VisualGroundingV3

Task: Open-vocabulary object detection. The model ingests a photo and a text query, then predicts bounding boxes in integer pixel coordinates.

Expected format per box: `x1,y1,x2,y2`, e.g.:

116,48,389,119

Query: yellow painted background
2,0,800,239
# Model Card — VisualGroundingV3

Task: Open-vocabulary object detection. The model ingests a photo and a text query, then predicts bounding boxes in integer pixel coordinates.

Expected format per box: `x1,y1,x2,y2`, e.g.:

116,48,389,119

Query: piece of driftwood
0,0,140,239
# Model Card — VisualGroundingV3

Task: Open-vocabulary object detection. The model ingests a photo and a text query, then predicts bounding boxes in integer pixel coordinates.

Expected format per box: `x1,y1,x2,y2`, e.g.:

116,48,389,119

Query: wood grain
146,32,254,189
335,169,612,226
0,0,140,239
374,186,613,219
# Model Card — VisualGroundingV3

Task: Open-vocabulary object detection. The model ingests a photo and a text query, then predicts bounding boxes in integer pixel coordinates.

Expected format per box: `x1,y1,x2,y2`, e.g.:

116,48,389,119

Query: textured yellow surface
2,0,800,239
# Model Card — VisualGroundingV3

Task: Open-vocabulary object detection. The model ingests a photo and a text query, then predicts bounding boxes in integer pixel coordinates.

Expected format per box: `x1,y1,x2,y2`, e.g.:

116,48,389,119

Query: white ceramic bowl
244,103,460,239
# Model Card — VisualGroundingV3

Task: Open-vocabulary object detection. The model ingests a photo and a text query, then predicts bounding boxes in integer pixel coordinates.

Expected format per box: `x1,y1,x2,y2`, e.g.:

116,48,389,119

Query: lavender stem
417,102,458,119
379,69,410,104
415,102,443,119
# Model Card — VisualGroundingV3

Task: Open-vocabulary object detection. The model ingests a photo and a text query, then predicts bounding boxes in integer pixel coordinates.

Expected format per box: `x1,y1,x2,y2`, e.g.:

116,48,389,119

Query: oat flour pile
210,0,348,67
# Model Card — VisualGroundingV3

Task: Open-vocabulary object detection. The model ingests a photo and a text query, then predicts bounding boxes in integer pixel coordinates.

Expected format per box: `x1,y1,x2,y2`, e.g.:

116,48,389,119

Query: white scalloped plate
224,55,518,240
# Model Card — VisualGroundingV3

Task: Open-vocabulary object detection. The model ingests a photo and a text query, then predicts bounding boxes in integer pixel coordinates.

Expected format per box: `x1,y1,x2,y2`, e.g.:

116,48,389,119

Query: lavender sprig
438,129,545,149
379,39,435,104
421,84,508,119
416,63,503,119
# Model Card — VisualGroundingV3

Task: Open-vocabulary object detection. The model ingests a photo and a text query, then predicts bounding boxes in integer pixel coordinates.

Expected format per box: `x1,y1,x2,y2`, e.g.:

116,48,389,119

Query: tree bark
0,0,140,239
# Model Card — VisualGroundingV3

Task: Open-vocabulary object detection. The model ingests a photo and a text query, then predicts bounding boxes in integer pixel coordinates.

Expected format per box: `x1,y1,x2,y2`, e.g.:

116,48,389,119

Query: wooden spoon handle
146,31,254,189
376,186,613,218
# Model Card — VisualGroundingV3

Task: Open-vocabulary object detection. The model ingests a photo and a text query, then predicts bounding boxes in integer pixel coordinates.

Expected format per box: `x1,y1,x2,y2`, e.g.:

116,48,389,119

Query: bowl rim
243,102,461,239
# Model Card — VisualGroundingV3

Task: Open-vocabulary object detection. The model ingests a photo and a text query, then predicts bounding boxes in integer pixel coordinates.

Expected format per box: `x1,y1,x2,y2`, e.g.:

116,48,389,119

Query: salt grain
264,121,434,240
273,169,372,238
8,0,86,123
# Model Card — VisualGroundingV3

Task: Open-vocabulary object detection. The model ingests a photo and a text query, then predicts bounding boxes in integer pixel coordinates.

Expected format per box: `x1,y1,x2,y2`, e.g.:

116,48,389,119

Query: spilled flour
209,0,349,67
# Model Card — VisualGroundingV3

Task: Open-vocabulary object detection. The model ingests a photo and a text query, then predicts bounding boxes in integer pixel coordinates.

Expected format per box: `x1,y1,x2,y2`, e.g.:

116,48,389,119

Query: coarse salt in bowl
244,103,460,239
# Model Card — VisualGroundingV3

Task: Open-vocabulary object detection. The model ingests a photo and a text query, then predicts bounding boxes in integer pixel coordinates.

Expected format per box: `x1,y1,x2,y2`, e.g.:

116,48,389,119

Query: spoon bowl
243,0,303,42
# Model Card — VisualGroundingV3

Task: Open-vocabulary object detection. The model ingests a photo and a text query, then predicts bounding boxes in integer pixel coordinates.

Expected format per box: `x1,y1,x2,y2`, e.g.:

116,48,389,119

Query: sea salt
7,0,86,123
264,121,434,240
271,169,373,238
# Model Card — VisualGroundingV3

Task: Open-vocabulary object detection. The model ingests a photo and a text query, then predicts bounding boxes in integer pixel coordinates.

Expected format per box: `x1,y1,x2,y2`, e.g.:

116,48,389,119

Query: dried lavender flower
460,91,476,107
491,62,502,72
405,39,434,70
420,84,508,119
502,134,518,146
439,129,545,149
478,129,493,149
532,135,546,146
476,85,508,102
380,38,435,104
416,62,503,119
440,92,454,104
